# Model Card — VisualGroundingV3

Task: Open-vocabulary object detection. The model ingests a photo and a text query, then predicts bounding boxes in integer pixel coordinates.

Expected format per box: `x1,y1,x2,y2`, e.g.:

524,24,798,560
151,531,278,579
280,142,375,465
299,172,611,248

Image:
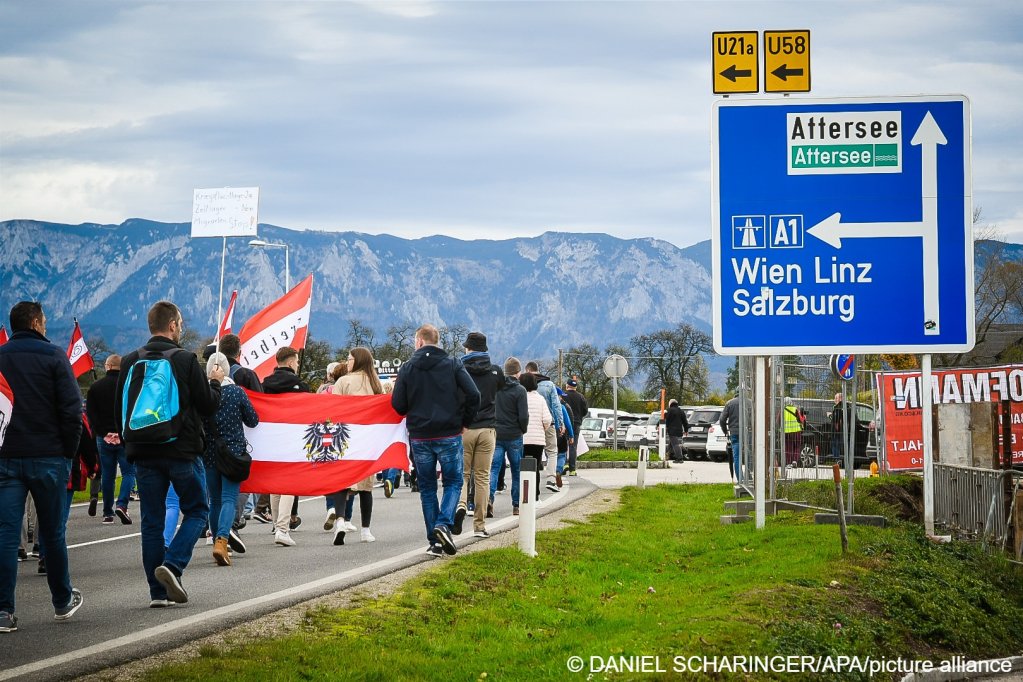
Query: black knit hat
464,331,488,352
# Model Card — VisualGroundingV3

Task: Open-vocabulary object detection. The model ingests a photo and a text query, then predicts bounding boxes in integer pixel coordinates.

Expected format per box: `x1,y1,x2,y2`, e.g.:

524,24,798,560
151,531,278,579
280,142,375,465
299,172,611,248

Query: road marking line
1,509,525,682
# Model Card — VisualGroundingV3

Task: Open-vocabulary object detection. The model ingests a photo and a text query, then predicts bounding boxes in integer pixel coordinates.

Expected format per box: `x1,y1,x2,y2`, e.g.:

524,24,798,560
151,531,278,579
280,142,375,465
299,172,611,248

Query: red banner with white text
877,364,1023,471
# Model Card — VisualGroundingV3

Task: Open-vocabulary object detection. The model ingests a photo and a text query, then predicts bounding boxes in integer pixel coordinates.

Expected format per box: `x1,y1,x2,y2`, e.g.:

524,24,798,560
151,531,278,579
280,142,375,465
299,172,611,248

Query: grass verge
137,481,1023,681
580,447,661,462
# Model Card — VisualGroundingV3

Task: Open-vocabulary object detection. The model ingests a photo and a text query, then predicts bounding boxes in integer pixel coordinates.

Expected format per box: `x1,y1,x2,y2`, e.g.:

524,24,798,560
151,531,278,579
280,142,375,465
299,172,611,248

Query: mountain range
0,219,714,365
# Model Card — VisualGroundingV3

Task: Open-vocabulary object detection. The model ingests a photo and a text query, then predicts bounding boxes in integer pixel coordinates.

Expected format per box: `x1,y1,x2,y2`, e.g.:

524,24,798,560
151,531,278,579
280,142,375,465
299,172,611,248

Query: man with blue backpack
116,301,224,607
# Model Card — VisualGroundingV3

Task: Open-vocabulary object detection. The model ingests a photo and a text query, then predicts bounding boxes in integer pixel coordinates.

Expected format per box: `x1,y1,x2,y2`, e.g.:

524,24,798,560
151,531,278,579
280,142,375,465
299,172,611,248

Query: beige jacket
333,371,392,491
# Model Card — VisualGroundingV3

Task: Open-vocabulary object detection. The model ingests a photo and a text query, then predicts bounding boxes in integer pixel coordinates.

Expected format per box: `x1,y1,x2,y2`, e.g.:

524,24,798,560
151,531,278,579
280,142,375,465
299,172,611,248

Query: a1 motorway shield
711,95,973,355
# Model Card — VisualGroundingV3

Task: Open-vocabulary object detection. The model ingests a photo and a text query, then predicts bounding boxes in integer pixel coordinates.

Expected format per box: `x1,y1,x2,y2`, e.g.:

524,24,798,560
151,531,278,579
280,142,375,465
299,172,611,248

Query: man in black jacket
665,399,690,462
218,334,264,393
392,324,480,556
490,356,529,516
261,347,309,546
453,332,503,538
86,354,137,525
0,302,85,631
562,380,588,476
116,301,223,607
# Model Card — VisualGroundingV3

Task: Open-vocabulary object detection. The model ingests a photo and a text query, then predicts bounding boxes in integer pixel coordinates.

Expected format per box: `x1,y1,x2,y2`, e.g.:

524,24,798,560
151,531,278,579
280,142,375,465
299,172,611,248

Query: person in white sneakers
261,347,311,547
331,347,392,545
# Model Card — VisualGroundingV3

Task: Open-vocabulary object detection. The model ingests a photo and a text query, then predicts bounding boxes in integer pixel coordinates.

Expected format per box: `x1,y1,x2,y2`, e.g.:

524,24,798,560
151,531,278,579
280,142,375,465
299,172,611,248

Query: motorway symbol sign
711,95,974,355
764,30,810,93
713,31,759,94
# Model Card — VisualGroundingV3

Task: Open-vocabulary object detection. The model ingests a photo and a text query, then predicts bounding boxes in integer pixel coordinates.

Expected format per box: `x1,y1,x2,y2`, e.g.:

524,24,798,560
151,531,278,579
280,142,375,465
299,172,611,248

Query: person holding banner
391,324,480,557
263,347,310,547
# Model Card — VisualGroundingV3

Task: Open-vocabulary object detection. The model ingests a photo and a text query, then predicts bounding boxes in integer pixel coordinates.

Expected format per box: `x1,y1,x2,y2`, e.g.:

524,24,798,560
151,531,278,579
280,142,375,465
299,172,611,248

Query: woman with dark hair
323,347,390,545
519,373,552,509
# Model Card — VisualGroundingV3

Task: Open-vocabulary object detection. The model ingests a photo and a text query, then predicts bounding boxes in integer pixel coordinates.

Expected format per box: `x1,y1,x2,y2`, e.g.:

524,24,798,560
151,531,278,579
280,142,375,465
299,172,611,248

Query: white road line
0,524,504,682
67,533,142,549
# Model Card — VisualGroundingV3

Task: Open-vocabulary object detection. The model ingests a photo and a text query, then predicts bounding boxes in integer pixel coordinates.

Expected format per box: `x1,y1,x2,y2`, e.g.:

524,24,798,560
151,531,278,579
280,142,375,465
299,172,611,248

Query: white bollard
658,424,666,466
519,456,538,557
637,443,648,489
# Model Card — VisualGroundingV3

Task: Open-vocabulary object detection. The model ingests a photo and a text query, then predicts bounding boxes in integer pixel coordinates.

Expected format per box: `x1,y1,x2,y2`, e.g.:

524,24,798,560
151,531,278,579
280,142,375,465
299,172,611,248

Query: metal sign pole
612,376,619,452
922,353,935,536
755,356,767,529
846,371,856,515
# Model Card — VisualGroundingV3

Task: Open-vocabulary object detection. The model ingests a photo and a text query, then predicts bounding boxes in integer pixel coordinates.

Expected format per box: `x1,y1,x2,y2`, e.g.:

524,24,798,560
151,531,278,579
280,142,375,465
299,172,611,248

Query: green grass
71,476,126,504
137,482,1023,681
580,447,661,462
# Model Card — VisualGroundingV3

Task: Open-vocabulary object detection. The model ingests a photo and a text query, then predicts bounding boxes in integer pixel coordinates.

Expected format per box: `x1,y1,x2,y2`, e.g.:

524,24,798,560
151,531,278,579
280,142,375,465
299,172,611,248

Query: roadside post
832,463,849,553
519,456,538,557
712,96,974,532
637,440,649,489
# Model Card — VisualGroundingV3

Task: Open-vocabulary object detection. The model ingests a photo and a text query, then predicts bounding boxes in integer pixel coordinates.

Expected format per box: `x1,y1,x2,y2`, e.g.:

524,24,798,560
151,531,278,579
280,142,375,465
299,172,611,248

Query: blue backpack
121,347,184,444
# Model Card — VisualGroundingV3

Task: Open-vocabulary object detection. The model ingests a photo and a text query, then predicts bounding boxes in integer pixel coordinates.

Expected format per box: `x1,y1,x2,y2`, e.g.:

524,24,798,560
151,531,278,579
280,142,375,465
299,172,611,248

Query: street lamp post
248,239,290,291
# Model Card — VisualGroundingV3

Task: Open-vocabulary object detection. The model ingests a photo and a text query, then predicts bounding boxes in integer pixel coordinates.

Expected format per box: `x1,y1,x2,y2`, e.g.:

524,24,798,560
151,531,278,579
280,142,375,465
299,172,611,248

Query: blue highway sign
711,95,973,355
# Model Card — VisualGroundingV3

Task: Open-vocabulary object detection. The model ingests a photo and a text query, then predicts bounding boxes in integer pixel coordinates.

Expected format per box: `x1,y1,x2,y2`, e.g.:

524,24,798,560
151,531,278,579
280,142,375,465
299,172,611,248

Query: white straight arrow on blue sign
711,95,973,355
807,112,945,335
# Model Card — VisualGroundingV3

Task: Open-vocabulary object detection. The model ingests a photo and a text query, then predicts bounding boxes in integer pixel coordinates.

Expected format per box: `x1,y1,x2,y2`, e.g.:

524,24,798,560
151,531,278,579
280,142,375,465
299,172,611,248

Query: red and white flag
238,275,313,381
66,320,94,378
217,290,238,341
0,326,8,346
0,370,13,448
241,392,409,495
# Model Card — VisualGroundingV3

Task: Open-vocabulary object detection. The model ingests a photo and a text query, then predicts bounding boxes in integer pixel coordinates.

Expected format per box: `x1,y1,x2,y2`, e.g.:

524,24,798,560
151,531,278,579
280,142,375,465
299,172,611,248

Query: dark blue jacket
391,345,481,440
203,383,259,466
0,329,83,459
116,336,222,462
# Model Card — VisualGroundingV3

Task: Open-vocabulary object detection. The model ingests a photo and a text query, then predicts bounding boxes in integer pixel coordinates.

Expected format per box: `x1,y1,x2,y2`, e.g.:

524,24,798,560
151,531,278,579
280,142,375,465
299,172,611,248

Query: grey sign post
603,355,629,452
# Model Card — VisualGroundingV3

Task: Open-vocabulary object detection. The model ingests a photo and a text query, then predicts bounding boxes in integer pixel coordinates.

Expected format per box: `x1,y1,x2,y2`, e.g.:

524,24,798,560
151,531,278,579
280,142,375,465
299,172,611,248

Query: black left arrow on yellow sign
712,31,758,94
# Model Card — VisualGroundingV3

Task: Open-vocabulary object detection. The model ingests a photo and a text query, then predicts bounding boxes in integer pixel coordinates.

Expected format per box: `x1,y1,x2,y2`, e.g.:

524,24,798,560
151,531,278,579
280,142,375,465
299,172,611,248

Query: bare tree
630,323,713,402
438,324,469,356
346,319,377,350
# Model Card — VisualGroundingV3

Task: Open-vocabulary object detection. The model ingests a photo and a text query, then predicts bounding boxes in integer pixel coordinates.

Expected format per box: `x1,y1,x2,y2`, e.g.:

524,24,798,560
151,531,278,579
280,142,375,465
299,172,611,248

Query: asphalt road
1,473,596,682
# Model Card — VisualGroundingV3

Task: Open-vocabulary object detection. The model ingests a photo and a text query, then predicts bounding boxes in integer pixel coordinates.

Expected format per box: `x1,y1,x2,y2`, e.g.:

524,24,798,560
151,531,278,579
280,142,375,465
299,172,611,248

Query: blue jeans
730,434,741,481
206,469,241,540
0,457,74,613
383,468,402,487
135,457,209,600
410,436,463,545
98,439,135,516
556,450,567,476
490,438,523,507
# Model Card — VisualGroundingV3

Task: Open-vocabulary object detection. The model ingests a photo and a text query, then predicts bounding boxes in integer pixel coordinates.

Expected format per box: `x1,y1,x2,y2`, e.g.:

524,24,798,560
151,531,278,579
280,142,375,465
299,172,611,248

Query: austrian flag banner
238,274,313,381
241,392,409,495
66,320,94,378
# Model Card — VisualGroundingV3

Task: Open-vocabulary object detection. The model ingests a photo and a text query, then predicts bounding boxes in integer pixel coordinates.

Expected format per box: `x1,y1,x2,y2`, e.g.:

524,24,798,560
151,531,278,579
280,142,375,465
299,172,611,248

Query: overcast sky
2,1,1021,248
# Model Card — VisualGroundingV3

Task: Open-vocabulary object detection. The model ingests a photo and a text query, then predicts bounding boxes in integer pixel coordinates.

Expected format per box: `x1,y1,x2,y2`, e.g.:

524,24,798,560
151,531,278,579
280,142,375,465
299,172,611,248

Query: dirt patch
867,477,923,522
81,489,621,682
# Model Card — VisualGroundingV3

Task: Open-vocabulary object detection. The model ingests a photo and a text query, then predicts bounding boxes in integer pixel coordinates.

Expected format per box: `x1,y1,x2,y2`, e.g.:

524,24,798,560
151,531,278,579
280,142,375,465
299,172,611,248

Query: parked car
705,421,730,462
579,417,613,448
624,411,663,449
682,406,725,461
614,413,644,444
790,397,876,468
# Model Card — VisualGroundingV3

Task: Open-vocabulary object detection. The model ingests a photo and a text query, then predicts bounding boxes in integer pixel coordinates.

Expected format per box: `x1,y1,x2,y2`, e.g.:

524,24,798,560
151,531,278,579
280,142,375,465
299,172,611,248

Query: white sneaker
323,508,337,531
344,520,358,532
360,528,375,543
274,530,296,547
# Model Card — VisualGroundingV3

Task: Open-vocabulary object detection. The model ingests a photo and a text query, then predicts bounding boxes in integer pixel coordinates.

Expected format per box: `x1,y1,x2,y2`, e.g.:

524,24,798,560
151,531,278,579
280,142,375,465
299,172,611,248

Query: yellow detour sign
764,30,811,93
712,31,758,94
